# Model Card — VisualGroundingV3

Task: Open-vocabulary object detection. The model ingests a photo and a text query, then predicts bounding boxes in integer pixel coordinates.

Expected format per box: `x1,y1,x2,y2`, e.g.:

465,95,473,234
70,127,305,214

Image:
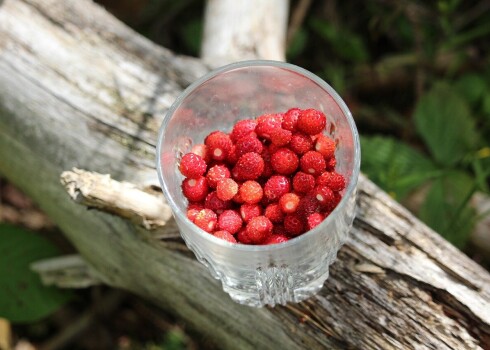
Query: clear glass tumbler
156,60,360,307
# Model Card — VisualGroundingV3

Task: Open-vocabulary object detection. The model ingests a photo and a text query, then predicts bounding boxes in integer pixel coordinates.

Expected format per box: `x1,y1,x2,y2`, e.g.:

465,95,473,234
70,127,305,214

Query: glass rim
156,59,361,252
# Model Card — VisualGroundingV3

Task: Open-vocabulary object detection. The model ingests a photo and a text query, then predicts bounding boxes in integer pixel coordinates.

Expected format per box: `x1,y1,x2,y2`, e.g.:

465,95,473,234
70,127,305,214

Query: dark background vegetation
1,0,489,349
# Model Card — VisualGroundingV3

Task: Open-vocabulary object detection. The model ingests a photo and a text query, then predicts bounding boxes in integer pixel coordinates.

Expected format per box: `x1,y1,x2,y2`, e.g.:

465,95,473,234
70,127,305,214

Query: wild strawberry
213,230,237,243
289,133,313,155
205,131,233,161
316,172,346,192
194,209,217,233
264,203,285,224
187,208,200,222
182,176,209,202
297,109,327,135
264,234,289,244
314,185,335,207
240,203,262,223
260,148,274,179
218,210,243,234
297,194,321,217
284,214,305,236
292,171,315,194
238,180,263,204
216,178,239,201
255,113,283,140
226,145,239,165
263,175,291,201
233,190,245,204
230,119,257,143
236,228,252,244
179,153,207,179
270,128,292,146
307,213,324,230
246,216,273,244
282,108,301,131
191,144,210,163
204,191,232,214
272,224,287,236
279,193,300,214
300,151,326,176
232,152,264,180
326,157,336,171
235,133,263,157
206,164,231,188
187,202,204,211
315,134,336,159
270,148,299,175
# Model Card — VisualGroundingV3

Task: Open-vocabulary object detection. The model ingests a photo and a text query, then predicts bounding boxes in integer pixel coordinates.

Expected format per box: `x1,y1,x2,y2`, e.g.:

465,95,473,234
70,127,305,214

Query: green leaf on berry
419,171,477,248
414,82,479,166
361,135,437,200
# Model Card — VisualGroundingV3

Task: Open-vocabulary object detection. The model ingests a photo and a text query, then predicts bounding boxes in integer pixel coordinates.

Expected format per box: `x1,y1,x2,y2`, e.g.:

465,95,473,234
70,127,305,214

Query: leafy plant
0,224,71,323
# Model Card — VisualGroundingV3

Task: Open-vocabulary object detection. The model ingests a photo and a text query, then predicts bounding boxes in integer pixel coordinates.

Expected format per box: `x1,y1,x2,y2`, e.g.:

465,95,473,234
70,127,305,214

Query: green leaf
455,74,488,105
309,19,369,63
0,224,71,323
361,135,437,199
419,171,477,248
414,82,478,166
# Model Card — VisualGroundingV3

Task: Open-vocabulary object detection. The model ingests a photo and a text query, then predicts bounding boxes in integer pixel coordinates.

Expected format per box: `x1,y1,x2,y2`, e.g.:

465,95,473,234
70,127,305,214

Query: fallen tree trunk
0,0,489,349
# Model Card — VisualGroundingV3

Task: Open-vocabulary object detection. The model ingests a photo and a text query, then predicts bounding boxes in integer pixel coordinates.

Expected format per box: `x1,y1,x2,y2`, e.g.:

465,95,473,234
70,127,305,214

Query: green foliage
361,135,437,199
180,18,202,57
0,224,71,323
420,172,477,248
143,329,187,350
414,82,478,166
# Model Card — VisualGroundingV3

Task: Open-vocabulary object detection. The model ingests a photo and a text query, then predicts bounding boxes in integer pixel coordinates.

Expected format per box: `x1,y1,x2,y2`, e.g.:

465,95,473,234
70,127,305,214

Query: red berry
214,230,237,243
282,108,301,131
284,214,305,236
264,234,289,245
279,193,300,214
226,145,239,165
194,209,218,233
297,194,321,217
300,151,326,176
260,148,274,179
230,119,257,143
204,191,232,214
314,185,335,207
264,203,285,224
233,190,245,204
263,175,291,201
246,216,273,244
238,180,263,204
272,224,287,236
270,128,292,146
235,133,263,157
205,131,233,161
191,144,210,163
270,148,299,175
182,176,209,202
315,134,336,159
218,210,243,234
206,164,231,188
292,171,315,194
187,208,200,222
326,157,336,171
297,109,327,135
307,213,324,230
236,228,252,244
240,203,262,223
179,153,207,179
187,202,204,211
216,178,239,201
316,172,346,192
255,114,283,140
232,152,264,180
289,133,313,155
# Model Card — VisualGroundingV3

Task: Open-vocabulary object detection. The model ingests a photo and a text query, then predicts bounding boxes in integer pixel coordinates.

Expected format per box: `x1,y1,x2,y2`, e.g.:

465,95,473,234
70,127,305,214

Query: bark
0,0,490,349
201,0,288,66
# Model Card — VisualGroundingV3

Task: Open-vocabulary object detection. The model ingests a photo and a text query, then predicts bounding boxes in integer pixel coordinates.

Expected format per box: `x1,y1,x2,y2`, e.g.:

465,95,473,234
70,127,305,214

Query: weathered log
0,0,489,349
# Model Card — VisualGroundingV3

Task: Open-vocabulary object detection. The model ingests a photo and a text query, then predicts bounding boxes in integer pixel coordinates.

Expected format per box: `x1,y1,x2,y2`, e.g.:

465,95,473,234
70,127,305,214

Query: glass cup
156,60,360,307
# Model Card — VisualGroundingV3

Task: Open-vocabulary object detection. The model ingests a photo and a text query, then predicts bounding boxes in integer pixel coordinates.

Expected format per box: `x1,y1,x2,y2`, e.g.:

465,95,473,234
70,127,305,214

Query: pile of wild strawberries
179,108,346,245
